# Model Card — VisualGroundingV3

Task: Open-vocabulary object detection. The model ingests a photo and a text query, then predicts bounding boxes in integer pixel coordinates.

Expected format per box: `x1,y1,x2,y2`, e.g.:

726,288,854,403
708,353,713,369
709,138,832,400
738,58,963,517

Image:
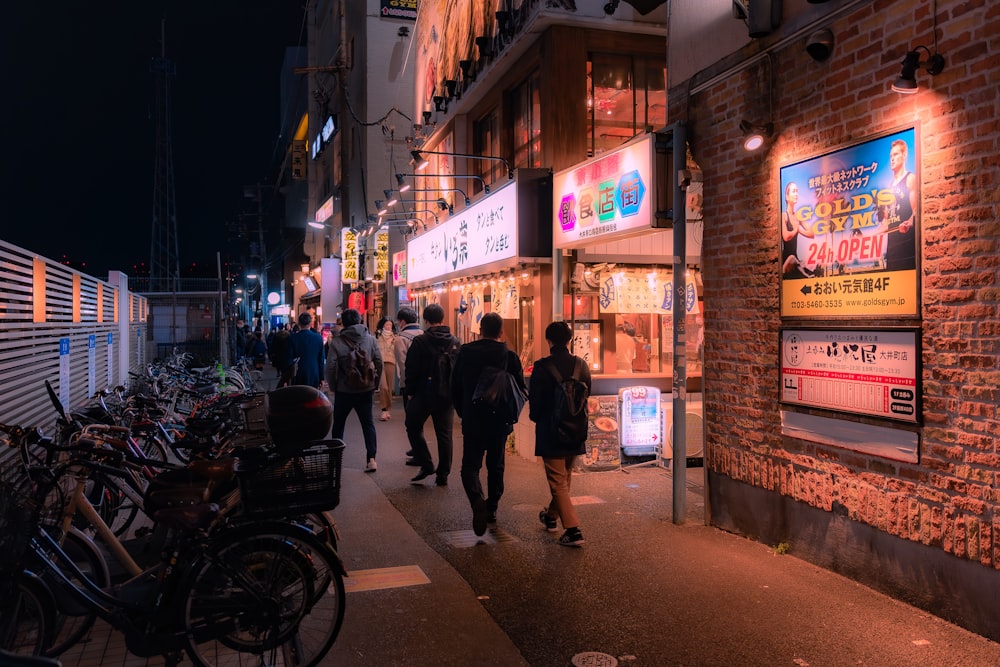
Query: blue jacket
289,328,326,388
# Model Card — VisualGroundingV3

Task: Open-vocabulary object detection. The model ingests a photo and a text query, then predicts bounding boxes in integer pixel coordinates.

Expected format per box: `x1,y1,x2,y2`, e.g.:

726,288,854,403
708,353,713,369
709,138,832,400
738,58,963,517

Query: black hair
397,307,418,324
341,308,362,327
423,303,445,325
480,312,503,338
545,320,572,347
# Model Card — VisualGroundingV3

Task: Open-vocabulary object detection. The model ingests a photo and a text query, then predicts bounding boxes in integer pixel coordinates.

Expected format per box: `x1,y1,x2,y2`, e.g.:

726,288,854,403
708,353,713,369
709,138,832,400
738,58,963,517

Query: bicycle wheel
181,523,345,667
38,527,109,657
86,471,142,539
0,573,57,657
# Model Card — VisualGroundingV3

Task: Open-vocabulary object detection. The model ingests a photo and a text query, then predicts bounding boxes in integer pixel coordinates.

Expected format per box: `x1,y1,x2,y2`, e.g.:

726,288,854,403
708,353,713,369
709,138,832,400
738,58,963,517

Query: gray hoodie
325,323,383,393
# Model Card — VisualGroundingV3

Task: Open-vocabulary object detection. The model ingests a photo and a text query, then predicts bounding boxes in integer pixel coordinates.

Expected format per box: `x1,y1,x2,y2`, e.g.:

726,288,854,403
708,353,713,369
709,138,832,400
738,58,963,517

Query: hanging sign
373,230,389,283
392,250,407,284
598,267,700,316
58,337,70,409
553,133,654,248
780,328,920,423
406,183,517,284
106,333,114,387
87,334,96,396
490,276,520,320
779,127,919,318
341,229,359,284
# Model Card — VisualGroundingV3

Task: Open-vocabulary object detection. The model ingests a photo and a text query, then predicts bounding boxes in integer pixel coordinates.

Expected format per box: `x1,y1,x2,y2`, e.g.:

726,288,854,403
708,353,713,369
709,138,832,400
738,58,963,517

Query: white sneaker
380,411,391,421
365,459,378,472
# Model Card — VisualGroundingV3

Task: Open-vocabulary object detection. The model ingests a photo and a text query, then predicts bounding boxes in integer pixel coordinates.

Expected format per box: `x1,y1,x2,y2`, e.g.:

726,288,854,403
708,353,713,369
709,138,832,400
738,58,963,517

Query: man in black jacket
451,312,527,536
403,304,460,486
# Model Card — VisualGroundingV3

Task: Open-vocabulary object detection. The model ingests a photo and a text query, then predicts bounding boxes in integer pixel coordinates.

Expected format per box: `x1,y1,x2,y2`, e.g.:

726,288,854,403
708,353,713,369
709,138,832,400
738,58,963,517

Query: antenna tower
150,19,180,293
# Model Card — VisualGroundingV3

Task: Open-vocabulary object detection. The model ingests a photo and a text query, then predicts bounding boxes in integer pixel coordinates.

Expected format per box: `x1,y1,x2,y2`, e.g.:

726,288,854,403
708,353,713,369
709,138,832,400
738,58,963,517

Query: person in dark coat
288,312,325,388
451,312,526,535
529,320,592,547
403,303,460,487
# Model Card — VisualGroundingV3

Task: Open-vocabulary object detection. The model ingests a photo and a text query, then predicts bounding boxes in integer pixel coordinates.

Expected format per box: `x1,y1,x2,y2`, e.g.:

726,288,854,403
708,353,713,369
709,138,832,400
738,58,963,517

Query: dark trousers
460,428,507,513
332,390,377,461
404,392,453,480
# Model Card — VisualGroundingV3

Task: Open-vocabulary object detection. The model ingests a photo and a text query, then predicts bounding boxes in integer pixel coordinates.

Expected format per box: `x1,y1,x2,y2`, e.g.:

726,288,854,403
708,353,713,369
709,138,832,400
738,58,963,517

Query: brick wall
671,0,1000,569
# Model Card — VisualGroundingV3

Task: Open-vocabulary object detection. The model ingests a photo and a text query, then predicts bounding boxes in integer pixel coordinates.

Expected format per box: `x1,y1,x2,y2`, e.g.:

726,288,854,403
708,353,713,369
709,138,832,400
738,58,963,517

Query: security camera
806,28,834,62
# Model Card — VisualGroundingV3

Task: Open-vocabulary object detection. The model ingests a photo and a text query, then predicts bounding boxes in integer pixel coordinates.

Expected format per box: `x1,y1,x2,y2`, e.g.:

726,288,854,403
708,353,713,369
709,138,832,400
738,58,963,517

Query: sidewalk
62,384,1000,666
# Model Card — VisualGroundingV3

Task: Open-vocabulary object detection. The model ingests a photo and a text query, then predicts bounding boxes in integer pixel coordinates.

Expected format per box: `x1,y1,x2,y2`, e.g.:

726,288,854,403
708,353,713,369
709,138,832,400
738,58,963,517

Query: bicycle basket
238,439,344,518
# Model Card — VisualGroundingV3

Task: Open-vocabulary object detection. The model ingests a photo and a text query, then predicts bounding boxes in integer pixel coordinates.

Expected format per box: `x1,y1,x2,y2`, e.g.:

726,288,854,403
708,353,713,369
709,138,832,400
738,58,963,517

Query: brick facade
670,0,1000,637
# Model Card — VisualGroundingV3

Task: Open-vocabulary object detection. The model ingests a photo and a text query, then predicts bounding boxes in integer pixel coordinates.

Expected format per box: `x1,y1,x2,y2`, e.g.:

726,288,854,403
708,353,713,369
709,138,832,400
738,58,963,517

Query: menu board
578,395,621,472
619,386,662,456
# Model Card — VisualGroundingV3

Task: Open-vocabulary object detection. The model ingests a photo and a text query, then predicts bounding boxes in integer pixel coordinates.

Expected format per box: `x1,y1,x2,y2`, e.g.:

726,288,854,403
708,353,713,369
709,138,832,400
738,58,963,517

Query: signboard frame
778,125,921,319
779,326,921,424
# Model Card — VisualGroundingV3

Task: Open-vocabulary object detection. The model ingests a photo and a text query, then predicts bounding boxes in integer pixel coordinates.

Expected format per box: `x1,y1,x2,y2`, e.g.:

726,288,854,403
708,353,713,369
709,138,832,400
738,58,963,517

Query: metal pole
671,122,688,524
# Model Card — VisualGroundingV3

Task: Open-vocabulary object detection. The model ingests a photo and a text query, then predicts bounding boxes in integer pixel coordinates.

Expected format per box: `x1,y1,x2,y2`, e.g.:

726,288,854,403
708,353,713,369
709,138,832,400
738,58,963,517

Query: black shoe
487,510,497,524
539,510,558,532
558,527,585,547
410,468,434,483
405,449,414,456
405,458,422,466
435,477,448,486
472,498,488,536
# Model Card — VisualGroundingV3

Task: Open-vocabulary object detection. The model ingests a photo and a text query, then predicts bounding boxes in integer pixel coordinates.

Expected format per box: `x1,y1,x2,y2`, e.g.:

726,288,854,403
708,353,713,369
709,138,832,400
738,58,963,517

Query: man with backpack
451,313,527,536
325,308,383,472
403,303,460,486
529,320,592,547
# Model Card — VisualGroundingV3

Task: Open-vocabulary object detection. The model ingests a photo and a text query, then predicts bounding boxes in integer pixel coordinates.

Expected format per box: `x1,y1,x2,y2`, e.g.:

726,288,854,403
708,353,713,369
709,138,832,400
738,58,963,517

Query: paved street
63,389,1000,666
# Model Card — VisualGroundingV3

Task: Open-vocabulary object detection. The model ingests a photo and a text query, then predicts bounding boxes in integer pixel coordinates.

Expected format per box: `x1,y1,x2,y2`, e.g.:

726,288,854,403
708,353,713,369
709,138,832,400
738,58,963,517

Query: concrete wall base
709,471,1000,642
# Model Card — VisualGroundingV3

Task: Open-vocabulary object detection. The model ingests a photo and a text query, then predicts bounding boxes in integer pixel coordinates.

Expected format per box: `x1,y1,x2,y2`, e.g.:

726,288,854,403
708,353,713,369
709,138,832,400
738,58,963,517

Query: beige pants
544,455,579,530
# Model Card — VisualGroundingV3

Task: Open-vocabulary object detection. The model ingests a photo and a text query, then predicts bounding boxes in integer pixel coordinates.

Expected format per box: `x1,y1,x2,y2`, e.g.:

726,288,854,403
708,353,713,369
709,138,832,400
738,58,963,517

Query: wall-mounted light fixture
307,221,328,229
398,172,491,194
409,149,513,179
433,95,447,113
475,35,492,59
393,178,471,206
739,54,774,152
383,189,399,207
444,79,458,100
459,59,475,83
739,120,773,151
891,45,945,93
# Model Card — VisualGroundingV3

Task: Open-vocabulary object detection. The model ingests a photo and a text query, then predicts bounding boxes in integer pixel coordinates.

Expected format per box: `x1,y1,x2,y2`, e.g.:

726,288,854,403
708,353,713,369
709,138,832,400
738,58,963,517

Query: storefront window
512,71,542,169
587,54,666,157
473,108,502,190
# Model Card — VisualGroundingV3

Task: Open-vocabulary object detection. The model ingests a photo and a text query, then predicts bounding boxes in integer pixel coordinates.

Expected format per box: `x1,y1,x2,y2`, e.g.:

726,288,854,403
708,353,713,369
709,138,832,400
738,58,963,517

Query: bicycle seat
153,502,220,532
189,366,212,374
187,457,236,482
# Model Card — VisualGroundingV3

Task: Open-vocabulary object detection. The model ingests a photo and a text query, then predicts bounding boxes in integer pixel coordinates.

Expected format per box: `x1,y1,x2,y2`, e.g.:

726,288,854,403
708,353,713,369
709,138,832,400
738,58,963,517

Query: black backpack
547,357,590,444
341,337,376,390
429,339,460,400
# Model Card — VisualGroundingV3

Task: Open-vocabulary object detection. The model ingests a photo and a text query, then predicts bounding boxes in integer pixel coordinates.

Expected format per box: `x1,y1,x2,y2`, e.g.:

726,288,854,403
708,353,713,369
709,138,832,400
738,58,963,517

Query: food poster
577,395,621,472
619,386,661,459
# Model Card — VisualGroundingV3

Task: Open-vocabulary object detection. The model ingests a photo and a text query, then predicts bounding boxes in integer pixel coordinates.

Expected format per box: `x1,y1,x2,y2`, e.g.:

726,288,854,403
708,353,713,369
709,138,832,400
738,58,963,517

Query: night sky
1,2,305,278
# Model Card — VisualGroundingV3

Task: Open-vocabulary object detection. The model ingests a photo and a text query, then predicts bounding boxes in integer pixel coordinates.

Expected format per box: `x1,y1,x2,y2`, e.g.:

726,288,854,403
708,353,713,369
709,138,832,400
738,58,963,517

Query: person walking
375,316,397,421
325,308,382,472
529,320,592,547
394,308,422,412
403,303,460,486
451,312,526,535
288,312,325,388
268,323,294,388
